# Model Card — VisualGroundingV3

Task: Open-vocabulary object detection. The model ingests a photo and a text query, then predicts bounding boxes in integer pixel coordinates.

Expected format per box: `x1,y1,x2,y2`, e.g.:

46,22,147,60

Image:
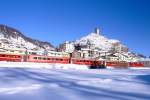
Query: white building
47,50,69,57
59,41,75,53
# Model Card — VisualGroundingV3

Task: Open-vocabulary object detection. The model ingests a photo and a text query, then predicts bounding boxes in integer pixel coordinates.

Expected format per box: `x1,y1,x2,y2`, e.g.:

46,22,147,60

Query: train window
2,55,5,57
59,59,62,61
47,58,50,60
56,58,60,61
43,58,46,60
0,55,4,57
56,58,59,61
58,59,62,61
58,59,60,61
33,57,37,59
38,57,42,60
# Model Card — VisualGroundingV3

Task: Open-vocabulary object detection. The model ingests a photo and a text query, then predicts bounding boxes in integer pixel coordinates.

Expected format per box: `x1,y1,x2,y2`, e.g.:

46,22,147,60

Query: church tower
95,27,100,35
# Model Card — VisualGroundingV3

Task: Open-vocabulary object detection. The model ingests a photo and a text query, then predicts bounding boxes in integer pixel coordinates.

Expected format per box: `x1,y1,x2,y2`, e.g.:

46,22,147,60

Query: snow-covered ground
0,62,150,100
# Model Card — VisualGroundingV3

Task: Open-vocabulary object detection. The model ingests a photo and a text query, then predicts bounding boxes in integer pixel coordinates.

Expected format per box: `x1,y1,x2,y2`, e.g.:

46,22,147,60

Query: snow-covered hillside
0,25,54,50
74,29,128,52
71,28,146,61
0,63,150,100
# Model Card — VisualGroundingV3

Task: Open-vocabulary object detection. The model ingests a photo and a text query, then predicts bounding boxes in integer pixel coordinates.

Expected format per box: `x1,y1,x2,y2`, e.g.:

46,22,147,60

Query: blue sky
0,0,150,56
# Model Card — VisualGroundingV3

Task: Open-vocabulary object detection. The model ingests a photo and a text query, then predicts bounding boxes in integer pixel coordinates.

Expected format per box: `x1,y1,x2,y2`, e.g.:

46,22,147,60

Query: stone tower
95,27,100,35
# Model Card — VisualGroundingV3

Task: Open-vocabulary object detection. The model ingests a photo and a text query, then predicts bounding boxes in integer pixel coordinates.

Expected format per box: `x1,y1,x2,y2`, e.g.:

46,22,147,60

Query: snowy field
0,62,150,100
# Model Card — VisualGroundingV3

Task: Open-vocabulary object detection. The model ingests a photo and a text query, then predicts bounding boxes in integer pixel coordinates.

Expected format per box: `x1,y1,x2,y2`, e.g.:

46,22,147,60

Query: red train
26,55,69,64
106,61,129,68
0,53,144,68
129,62,144,67
71,58,106,69
0,53,22,62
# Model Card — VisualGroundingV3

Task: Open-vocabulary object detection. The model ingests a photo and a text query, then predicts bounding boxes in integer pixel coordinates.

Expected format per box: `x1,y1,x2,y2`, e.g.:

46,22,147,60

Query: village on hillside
0,25,150,67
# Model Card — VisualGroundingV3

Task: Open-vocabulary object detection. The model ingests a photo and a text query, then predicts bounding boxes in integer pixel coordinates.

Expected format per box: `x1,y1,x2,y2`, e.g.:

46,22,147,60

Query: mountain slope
74,29,128,52
0,25,55,50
